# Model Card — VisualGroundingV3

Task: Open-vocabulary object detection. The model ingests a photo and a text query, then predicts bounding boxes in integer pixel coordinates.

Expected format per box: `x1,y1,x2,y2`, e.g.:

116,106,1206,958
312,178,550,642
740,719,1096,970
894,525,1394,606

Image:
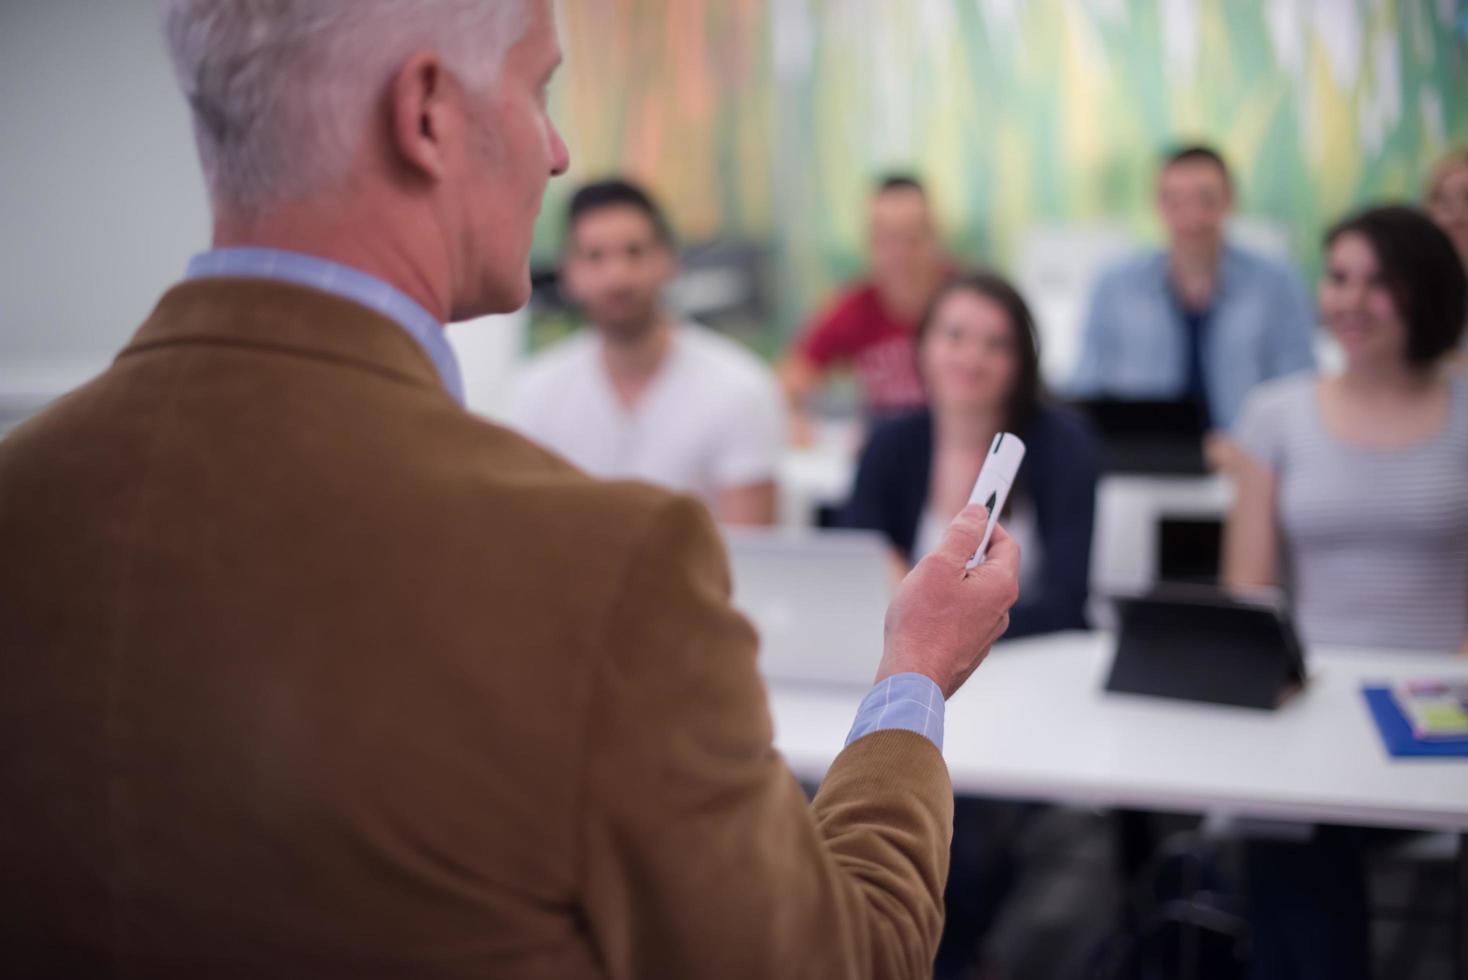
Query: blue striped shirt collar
185,247,464,405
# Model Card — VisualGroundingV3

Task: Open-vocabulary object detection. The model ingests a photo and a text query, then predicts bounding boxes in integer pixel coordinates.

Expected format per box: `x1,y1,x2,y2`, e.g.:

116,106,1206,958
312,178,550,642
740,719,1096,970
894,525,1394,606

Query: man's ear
389,51,454,181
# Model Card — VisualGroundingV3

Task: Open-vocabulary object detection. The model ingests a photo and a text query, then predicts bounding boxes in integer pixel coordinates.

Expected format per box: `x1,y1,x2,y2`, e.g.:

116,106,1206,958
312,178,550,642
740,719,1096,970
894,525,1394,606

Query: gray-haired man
0,3,1020,977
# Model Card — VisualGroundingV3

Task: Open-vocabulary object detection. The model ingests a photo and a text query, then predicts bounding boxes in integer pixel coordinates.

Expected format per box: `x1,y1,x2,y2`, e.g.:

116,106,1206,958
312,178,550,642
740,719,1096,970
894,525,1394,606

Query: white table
770,631,1468,832
771,631,1468,966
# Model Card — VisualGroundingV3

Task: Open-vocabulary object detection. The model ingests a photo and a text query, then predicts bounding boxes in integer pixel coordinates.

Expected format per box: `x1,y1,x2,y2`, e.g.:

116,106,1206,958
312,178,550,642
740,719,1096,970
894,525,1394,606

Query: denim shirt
1067,244,1317,429
186,248,464,404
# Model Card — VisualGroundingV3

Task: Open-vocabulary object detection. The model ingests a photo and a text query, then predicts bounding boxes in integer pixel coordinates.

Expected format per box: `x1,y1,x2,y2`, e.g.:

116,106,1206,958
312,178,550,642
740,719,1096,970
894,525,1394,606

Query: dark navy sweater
840,404,1101,638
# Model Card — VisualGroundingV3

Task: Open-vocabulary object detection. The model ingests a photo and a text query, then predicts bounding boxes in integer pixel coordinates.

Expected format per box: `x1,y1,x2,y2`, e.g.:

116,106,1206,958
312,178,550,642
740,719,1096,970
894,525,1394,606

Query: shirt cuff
845,672,945,752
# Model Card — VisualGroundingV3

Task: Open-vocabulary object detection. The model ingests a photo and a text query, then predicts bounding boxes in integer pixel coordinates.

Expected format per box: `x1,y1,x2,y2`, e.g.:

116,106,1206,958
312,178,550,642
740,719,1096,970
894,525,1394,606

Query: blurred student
1224,205,1468,654
843,271,1100,637
779,175,950,434
1426,147,1468,273
1069,146,1316,434
513,179,782,525
1224,207,1466,980
843,275,1105,978
1426,147,1468,367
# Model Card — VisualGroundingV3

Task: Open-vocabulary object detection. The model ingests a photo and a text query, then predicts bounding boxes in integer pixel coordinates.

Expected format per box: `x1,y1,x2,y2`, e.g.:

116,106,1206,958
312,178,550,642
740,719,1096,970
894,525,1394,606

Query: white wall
0,1,524,420
0,1,208,402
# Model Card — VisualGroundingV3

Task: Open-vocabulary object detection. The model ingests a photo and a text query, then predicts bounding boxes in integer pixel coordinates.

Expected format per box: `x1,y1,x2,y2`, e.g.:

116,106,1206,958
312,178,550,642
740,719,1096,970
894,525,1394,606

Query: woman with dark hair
1224,205,1468,653
1224,206,1468,980
841,272,1107,979
841,270,1101,638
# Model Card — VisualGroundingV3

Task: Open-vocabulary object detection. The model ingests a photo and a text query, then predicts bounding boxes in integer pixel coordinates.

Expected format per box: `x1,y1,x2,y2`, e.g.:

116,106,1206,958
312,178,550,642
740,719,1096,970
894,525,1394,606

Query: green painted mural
537,0,1468,343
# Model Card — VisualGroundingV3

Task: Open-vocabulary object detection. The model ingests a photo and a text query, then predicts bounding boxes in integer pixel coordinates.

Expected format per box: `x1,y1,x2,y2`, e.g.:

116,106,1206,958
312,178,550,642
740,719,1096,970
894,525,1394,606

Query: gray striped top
1234,373,1468,653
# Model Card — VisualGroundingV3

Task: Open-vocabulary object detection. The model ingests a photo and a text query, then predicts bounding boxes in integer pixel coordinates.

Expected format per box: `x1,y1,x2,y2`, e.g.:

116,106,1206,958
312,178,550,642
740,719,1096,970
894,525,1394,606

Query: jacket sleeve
580,494,952,980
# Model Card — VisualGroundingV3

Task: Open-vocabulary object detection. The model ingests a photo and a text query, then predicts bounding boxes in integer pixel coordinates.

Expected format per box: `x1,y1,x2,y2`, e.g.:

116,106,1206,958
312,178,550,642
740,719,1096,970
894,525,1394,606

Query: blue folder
1362,687,1468,758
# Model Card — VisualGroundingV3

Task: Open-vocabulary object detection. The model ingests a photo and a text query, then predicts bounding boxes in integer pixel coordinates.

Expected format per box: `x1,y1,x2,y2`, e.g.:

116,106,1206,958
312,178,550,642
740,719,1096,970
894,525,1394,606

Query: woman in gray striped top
1224,205,1468,654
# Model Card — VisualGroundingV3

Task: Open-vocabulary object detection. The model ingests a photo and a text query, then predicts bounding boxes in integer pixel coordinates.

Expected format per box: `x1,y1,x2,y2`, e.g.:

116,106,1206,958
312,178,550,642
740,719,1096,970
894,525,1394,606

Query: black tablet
1106,585,1307,710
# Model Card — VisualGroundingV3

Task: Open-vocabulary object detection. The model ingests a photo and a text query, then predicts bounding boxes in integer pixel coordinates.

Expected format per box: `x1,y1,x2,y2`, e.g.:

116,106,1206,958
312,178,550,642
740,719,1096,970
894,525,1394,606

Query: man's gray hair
166,0,530,211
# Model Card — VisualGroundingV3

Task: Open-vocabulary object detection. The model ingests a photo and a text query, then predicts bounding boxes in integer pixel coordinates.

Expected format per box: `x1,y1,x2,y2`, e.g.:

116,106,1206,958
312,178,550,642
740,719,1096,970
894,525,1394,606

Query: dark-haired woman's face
1320,232,1408,368
919,290,1020,417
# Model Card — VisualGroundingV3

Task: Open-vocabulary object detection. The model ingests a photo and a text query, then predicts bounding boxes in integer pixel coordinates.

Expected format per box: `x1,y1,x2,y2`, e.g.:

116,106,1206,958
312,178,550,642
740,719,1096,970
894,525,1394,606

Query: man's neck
1339,358,1441,401
212,202,451,324
934,406,1004,452
877,261,945,324
1168,239,1224,310
600,313,674,407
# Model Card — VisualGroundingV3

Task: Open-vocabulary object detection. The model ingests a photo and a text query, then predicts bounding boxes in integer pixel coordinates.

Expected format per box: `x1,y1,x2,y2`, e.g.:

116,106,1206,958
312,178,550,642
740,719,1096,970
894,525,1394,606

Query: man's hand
776,355,821,448
877,504,1021,699
1204,431,1244,473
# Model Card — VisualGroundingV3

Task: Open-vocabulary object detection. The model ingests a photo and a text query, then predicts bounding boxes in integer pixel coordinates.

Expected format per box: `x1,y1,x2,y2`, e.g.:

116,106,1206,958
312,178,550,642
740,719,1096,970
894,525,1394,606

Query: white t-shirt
511,323,785,506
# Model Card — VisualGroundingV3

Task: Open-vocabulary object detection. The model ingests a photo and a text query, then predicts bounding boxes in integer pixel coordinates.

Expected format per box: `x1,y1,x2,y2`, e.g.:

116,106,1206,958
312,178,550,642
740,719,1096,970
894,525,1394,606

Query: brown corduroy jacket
0,279,953,979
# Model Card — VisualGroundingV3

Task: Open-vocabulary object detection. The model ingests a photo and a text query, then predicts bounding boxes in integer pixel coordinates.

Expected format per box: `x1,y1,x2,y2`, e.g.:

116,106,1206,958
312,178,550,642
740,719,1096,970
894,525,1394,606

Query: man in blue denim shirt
1069,146,1317,432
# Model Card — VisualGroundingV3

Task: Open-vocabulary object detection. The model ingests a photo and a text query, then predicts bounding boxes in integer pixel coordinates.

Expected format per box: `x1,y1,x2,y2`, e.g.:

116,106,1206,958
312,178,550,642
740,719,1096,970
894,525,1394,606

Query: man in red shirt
779,176,951,435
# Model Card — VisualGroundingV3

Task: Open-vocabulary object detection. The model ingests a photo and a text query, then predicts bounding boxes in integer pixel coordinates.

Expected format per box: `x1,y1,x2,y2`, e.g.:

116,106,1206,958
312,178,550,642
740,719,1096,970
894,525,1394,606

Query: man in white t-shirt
512,180,783,524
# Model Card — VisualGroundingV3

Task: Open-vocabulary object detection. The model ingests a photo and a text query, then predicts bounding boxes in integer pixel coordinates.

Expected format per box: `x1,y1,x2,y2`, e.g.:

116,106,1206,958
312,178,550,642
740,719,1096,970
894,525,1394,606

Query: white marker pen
965,432,1027,568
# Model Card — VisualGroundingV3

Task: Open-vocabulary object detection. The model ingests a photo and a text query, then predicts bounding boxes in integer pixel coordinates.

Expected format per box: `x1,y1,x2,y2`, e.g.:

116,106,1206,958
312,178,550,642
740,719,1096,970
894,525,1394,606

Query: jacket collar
120,278,452,401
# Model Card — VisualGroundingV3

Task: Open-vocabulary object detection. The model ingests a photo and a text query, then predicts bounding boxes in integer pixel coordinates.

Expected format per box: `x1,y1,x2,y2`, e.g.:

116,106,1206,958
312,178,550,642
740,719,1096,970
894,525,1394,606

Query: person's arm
715,480,777,526
581,497,1018,979
1221,452,1279,589
1066,275,1114,397
777,353,824,417
1268,267,1319,378
1221,385,1287,589
778,351,826,447
712,369,785,527
1006,419,1100,638
1203,431,1247,473
887,547,912,587
780,298,860,444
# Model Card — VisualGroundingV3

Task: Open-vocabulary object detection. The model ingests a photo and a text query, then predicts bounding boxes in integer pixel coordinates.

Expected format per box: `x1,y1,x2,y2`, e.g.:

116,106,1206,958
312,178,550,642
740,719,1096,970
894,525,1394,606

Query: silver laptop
723,527,894,688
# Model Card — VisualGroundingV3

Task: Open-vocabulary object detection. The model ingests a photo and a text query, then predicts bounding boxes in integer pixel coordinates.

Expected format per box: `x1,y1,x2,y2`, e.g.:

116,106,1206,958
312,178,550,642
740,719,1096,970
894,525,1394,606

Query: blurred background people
779,175,950,437
842,270,1099,637
1427,146,1468,368
1069,146,1317,435
513,179,783,525
1224,204,1468,654
1426,147,1468,273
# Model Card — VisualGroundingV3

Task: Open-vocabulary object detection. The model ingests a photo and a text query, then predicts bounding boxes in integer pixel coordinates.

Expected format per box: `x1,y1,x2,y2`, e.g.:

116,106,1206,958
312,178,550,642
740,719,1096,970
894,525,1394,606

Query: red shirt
797,282,927,414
